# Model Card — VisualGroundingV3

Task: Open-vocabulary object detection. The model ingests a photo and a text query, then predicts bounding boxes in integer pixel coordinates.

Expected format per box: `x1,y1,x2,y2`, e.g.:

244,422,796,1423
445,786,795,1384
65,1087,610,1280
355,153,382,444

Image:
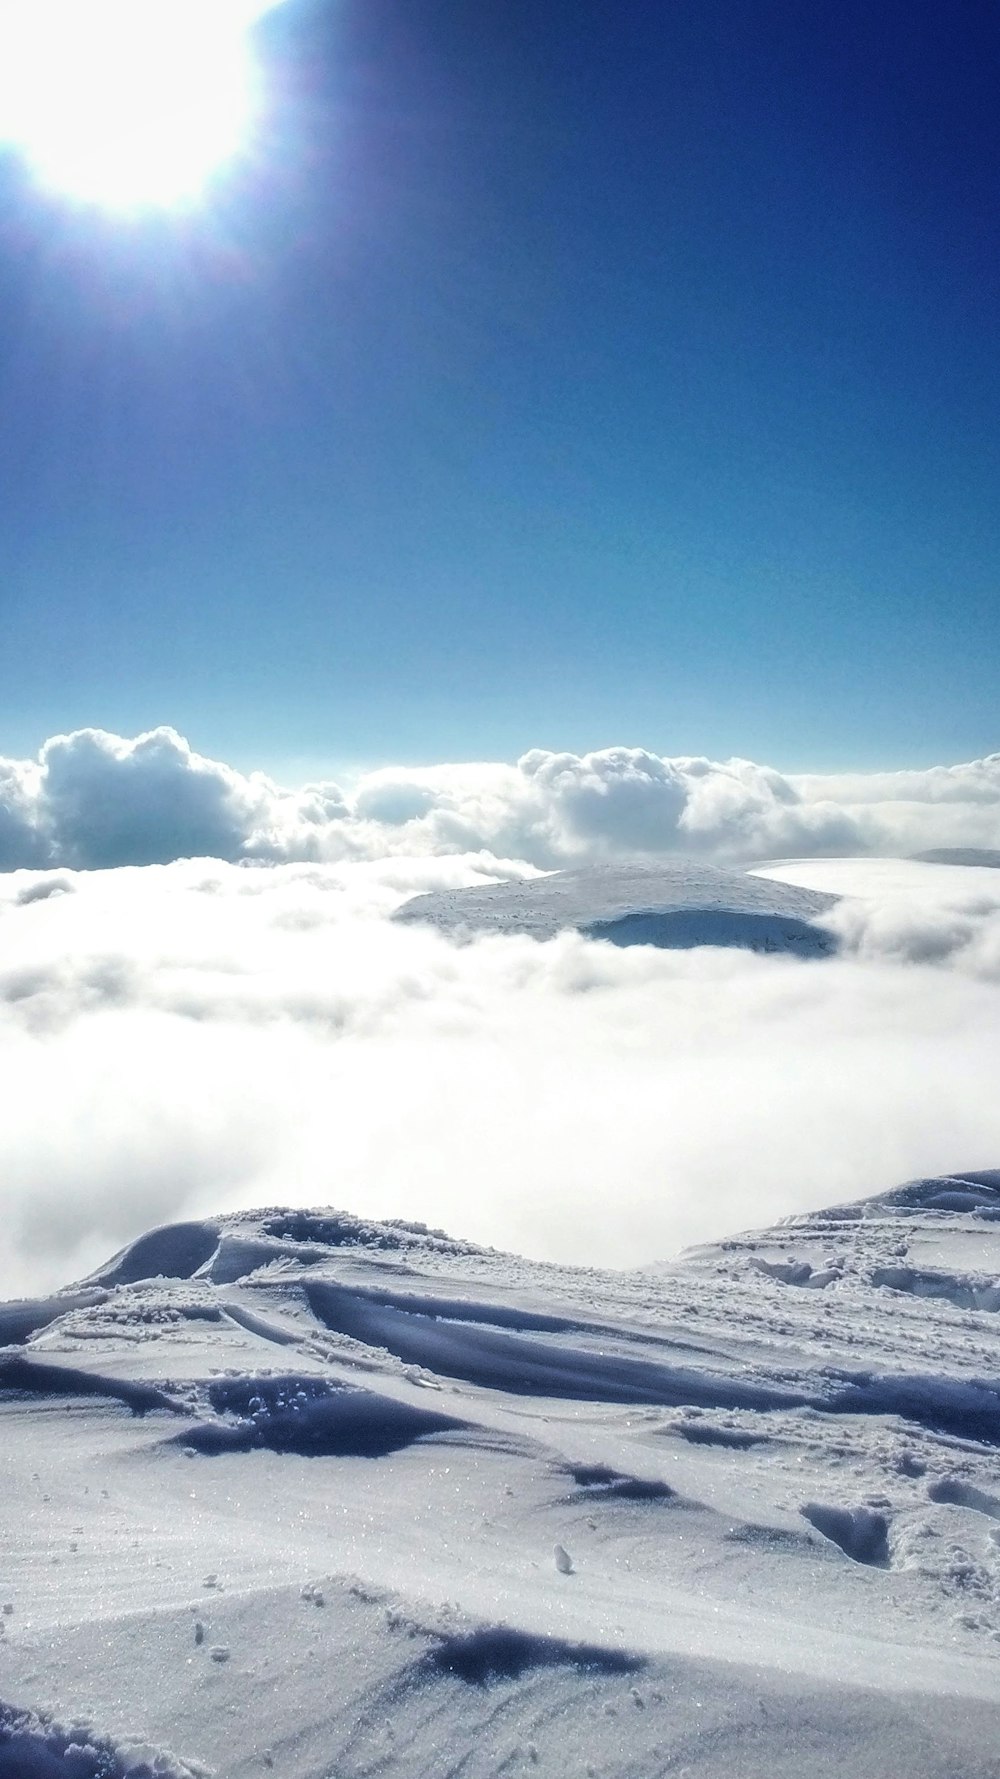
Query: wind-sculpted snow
0,1352,181,1416
0,1289,109,1347
304,1278,822,1411
177,1376,466,1458
86,1221,222,1288
3,1172,1000,1777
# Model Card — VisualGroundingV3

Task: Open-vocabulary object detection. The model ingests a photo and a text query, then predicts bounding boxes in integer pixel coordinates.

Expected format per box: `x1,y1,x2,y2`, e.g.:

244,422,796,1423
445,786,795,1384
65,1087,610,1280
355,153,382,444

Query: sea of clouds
3,725,1000,870
2,734,1000,1299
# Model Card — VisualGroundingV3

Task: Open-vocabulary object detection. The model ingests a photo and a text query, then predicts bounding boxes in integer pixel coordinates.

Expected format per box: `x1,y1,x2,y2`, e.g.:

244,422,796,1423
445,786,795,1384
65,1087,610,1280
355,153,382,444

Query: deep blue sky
1,0,998,780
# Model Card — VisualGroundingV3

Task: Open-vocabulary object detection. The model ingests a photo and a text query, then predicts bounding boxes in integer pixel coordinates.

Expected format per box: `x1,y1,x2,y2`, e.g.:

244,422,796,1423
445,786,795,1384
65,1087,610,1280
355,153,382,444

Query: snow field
2,1175,1000,1774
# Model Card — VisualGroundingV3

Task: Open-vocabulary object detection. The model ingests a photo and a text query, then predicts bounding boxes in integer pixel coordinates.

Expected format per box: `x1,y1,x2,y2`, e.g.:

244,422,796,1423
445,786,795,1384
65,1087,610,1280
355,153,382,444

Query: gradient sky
1,0,997,780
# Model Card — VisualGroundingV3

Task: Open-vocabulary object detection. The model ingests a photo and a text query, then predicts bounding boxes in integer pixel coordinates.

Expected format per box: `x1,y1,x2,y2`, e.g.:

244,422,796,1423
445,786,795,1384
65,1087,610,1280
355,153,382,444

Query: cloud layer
3,852,1000,1299
1,727,999,871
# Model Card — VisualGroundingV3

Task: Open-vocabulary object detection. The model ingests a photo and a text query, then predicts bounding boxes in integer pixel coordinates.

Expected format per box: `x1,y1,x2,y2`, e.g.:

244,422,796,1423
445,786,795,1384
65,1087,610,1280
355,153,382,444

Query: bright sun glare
0,0,282,211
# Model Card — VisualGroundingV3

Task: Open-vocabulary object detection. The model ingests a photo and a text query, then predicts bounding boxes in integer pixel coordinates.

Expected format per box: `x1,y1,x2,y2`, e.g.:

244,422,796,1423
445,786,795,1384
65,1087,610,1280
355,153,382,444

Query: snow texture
3,1171,1000,1776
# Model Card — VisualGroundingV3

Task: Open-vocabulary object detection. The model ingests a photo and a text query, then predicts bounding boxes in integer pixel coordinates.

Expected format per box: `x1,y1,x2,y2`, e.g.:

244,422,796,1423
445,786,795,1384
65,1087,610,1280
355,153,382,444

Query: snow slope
3,1175,1000,1776
395,861,838,955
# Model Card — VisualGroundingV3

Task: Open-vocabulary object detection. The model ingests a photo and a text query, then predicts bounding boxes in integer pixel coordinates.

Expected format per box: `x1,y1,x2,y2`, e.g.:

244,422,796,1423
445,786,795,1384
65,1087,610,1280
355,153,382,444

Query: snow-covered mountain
3,1172,1000,1776
395,860,838,955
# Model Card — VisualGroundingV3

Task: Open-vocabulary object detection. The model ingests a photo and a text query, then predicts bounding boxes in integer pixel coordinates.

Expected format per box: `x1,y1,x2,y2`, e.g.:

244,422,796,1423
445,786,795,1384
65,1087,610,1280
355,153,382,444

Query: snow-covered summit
2,1172,1000,1775
395,859,837,955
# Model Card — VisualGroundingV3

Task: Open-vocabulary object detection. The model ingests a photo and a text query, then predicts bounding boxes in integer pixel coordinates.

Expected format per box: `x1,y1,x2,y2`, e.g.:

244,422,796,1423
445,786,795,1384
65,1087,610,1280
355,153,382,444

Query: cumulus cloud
0,755,47,869
38,727,263,866
791,757,1000,856
2,854,1000,1299
0,728,999,872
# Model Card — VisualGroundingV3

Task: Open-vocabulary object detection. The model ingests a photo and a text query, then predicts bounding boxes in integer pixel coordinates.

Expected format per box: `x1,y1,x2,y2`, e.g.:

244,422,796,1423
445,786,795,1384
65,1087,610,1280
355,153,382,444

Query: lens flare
0,0,284,211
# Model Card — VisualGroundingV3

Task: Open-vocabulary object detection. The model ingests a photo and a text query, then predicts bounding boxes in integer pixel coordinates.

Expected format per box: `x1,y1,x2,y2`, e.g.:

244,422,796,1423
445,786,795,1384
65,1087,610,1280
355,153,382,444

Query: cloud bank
3,853,1000,1299
1,727,999,871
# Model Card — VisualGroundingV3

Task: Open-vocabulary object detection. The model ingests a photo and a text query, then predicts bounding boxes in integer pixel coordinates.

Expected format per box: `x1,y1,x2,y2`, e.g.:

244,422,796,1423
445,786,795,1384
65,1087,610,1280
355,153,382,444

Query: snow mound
85,1222,220,1288
394,860,837,953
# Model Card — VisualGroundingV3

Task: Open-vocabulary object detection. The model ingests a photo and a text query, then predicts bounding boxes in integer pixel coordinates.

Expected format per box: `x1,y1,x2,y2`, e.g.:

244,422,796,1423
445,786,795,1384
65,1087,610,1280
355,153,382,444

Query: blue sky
1,0,997,781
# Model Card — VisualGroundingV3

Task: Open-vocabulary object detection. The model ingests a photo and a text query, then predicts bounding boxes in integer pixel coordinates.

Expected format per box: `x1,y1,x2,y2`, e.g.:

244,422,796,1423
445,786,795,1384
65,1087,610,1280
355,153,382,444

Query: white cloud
789,757,1000,857
37,726,269,866
758,857,1000,978
0,756,46,869
2,854,1000,1300
1,728,999,872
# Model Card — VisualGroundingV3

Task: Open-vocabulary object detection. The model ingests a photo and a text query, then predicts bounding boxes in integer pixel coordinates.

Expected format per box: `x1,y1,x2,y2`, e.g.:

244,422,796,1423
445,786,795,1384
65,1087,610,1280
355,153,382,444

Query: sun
0,0,284,212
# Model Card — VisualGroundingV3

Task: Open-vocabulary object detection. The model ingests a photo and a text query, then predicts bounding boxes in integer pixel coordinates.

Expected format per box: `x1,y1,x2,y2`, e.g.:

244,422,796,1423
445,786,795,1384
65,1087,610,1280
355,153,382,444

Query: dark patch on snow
583,908,836,957
565,1463,676,1501
88,1221,219,1287
801,1502,890,1567
872,1266,1000,1313
927,1475,1000,1521
828,1370,1000,1446
675,1422,769,1450
423,1625,644,1686
176,1374,465,1458
0,1354,179,1417
0,1289,108,1347
0,1700,209,1777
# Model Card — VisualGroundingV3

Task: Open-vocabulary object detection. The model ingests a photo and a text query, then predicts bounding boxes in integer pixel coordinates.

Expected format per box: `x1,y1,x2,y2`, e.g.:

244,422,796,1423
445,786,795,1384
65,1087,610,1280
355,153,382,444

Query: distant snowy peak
394,860,837,955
